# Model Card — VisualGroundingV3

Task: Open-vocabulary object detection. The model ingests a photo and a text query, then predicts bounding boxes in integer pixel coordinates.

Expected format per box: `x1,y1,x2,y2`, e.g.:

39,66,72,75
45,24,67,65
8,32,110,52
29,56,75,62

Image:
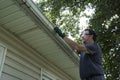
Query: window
0,43,7,78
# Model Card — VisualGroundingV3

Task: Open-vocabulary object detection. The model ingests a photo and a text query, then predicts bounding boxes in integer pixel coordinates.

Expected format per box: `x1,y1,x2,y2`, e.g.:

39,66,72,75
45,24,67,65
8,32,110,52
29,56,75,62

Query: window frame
0,43,7,78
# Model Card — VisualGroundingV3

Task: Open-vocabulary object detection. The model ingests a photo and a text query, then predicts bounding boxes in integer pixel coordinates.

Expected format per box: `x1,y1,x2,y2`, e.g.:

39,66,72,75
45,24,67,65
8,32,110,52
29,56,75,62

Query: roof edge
22,0,80,65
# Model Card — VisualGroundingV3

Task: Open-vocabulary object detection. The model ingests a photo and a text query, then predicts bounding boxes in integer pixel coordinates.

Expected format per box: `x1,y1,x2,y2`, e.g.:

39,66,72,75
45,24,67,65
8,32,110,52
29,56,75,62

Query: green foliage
89,1,120,80
36,0,86,38
35,0,120,80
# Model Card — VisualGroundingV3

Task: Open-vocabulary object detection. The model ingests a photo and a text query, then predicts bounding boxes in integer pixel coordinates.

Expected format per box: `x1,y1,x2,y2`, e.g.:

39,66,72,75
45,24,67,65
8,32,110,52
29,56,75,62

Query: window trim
0,43,7,78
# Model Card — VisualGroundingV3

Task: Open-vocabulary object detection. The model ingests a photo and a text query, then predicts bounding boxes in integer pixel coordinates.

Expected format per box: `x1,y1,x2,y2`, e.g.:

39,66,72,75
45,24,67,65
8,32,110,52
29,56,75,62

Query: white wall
0,27,64,80
1,49,41,80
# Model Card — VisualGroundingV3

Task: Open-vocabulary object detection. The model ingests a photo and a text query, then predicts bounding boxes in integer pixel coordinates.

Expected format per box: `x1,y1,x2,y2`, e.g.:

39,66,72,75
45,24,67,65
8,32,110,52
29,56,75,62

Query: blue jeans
81,75,105,80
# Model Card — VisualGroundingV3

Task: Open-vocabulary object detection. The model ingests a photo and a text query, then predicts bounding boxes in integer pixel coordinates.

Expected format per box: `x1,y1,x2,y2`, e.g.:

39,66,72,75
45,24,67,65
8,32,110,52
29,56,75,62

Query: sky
32,0,39,3
79,7,95,29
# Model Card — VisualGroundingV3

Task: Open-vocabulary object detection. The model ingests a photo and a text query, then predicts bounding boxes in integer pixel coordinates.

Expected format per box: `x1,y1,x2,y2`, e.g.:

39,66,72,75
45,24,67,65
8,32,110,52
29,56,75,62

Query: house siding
1,49,41,80
0,26,65,80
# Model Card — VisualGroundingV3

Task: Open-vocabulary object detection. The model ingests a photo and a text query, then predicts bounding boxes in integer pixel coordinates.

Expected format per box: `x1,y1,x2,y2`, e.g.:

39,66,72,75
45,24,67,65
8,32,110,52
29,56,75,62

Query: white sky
32,0,39,3
79,8,95,29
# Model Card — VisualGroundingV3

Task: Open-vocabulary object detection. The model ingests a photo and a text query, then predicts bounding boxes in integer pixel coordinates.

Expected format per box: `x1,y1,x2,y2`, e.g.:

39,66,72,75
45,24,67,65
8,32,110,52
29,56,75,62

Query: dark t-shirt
79,43,104,78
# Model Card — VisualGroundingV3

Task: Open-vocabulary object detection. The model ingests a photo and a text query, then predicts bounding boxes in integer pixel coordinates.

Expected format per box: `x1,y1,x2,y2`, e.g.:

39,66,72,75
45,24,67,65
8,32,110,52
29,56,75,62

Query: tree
89,0,120,79
34,0,120,80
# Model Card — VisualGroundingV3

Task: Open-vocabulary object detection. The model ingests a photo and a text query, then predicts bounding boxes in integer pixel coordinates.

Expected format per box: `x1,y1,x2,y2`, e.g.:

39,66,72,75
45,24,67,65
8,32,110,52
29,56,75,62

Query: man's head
81,29,97,44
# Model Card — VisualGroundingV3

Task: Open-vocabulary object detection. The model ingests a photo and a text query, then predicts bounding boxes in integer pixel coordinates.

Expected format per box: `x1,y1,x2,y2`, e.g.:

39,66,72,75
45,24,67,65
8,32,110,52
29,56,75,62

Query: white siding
1,49,41,80
0,26,69,80
1,73,21,80
0,48,62,80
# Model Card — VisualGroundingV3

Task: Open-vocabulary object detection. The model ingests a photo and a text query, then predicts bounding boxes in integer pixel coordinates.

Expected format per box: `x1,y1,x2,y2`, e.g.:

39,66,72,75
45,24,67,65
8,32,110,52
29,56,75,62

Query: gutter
16,0,79,66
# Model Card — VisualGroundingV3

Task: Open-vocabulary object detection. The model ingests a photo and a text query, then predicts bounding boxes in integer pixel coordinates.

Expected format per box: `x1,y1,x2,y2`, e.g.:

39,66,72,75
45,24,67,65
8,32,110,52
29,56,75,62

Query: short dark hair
84,29,97,41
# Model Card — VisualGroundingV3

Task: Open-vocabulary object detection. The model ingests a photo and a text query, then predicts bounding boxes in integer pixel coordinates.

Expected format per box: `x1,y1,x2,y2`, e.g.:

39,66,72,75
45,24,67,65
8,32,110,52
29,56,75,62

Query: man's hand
54,27,65,38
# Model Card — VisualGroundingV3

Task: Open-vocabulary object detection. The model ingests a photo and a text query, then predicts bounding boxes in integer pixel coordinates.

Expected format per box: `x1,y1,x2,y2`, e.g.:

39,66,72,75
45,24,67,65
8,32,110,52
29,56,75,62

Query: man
54,27,105,80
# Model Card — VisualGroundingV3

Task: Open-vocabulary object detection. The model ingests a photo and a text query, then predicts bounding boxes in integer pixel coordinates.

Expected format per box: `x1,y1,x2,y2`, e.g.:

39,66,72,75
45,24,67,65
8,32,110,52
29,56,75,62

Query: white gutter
15,0,79,65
